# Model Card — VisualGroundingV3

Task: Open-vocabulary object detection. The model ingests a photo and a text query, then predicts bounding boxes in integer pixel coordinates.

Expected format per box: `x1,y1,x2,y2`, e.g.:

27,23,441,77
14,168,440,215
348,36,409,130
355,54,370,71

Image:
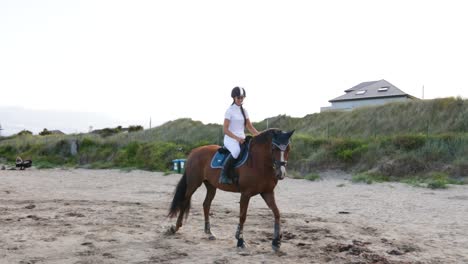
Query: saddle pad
210,145,250,169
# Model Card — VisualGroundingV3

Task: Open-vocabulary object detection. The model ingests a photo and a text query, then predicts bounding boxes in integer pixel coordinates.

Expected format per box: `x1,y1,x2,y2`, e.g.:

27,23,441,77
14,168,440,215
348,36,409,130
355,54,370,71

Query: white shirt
224,104,249,138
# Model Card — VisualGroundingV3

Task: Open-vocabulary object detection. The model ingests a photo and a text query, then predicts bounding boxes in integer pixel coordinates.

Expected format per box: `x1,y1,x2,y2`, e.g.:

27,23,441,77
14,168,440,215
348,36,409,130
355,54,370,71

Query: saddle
210,136,252,169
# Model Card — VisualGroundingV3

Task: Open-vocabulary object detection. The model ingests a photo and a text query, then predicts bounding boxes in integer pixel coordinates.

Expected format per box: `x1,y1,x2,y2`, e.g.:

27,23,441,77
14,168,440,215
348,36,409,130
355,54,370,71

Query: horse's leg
203,181,217,240
235,193,251,248
261,192,282,251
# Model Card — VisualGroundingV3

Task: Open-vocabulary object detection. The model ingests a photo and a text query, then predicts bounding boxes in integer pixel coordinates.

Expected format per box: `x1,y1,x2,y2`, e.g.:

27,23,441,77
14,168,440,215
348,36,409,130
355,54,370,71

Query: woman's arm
246,119,259,136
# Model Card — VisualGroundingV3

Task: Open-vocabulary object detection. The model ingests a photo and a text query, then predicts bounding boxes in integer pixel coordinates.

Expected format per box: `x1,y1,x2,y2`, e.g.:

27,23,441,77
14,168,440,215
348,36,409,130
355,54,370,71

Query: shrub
80,138,98,149
39,128,52,136
330,139,367,163
34,160,55,169
0,145,16,160
128,125,144,132
377,153,427,178
114,142,142,167
352,173,374,184
392,135,426,150
451,158,468,177
352,172,389,184
304,173,321,181
426,172,449,189
288,135,328,165
51,140,71,157
17,130,33,136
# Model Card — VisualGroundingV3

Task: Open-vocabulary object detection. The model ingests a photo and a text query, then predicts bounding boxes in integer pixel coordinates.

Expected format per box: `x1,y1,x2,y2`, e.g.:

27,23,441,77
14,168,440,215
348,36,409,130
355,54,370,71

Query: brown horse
168,128,295,251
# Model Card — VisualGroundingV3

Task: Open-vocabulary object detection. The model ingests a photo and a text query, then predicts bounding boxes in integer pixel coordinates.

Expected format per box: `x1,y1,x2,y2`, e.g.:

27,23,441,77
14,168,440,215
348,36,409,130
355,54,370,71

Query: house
49,130,66,135
321,79,418,112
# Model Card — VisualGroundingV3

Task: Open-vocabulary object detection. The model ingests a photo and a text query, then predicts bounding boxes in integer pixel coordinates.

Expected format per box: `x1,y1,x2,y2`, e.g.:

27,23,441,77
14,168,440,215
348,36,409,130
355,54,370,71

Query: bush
0,145,16,160
392,135,426,150
330,139,367,163
352,173,374,184
304,173,321,181
34,160,56,169
80,138,98,149
17,130,33,136
51,140,71,157
291,134,328,159
39,128,52,136
114,142,142,167
128,125,144,133
426,172,450,189
450,159,468,177
352,173,389,184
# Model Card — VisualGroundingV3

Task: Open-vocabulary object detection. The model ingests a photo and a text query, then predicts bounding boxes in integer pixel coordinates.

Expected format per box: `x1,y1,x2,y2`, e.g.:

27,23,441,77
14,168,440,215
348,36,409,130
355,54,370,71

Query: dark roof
344,81,379,92
330,79,417,102
50,130,65,135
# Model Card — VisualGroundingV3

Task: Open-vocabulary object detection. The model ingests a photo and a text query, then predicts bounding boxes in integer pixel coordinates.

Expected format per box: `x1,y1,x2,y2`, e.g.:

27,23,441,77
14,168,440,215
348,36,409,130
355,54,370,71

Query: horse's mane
252,128,281,144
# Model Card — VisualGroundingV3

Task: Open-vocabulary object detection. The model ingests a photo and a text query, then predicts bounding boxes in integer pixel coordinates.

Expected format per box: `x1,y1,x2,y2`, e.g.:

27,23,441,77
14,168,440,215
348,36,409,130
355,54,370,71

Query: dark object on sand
16,156,32,170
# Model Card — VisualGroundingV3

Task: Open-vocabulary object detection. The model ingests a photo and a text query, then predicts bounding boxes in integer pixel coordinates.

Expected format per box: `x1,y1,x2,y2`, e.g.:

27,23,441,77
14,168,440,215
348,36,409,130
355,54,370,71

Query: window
378,86,389,92
356,90,366,95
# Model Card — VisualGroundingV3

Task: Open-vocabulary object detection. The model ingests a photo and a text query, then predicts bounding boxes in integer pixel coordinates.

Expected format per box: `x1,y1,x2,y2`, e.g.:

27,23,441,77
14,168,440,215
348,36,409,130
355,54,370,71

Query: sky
1,0,467,135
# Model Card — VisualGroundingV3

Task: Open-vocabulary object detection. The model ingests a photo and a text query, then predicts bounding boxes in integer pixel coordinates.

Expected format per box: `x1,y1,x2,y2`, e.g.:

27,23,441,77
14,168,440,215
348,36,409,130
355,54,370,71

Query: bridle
271,140,290,179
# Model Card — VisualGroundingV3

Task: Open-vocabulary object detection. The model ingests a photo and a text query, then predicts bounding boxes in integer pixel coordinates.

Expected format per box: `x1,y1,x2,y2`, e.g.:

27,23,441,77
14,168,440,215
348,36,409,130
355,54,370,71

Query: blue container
172,159,186,173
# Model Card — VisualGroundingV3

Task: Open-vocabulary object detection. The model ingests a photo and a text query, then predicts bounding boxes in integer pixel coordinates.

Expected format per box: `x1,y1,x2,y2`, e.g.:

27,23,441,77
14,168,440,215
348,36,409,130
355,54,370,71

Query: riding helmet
231,87,246,98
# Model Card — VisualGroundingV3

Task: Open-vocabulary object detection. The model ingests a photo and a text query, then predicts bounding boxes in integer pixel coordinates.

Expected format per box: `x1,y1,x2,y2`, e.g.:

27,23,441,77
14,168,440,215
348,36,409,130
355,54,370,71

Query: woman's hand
237,137,245,144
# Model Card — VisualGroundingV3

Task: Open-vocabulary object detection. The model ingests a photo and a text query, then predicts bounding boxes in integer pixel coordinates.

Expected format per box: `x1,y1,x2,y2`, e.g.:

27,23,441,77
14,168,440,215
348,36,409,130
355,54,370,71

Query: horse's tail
168,171,191,218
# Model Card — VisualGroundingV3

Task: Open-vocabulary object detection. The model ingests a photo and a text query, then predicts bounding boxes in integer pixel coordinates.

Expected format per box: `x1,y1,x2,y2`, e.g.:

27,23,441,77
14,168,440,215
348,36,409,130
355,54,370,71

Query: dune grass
1,97,467,185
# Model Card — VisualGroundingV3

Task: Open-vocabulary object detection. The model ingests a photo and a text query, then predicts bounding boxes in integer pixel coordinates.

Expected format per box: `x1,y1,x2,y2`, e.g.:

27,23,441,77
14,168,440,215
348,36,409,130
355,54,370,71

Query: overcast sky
1,0,467,134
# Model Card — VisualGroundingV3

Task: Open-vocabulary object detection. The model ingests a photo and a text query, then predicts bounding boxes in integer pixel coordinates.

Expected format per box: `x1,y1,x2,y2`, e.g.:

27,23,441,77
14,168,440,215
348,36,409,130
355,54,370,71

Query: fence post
374,116,377,138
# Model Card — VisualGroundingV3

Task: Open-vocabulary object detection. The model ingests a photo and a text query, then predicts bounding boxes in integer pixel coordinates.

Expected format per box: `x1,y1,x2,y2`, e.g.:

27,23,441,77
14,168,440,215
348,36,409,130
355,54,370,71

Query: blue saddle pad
210,142,250,169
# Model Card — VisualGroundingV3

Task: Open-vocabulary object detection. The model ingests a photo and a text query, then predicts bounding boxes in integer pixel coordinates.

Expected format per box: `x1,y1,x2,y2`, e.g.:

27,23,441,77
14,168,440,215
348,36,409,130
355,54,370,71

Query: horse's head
271,129,295,179
251,129,295,180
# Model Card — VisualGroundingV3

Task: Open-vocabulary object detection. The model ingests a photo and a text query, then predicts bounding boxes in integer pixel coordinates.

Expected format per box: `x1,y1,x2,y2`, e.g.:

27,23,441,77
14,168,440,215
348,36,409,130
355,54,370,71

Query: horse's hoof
165,225,177,235
237,238,246,248
272,244,280,252
208,234,216,240
272,239,281,252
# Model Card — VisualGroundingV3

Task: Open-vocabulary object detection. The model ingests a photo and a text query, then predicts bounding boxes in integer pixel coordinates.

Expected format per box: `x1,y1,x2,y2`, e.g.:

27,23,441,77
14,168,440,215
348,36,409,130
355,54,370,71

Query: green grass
351,173,389,184
119,167,137,173
34,161,56,169
426,172,464,189
304,173,321,181
2,97,468,179
351,171,466,189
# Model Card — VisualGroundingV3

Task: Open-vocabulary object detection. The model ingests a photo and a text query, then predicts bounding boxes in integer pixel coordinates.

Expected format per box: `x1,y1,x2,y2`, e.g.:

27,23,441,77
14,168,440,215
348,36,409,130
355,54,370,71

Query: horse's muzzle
277,166,287,180
274,160,287,180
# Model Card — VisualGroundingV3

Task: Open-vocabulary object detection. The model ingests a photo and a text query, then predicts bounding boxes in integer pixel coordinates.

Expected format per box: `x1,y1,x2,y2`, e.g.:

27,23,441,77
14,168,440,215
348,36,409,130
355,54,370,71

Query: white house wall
322,97,409,112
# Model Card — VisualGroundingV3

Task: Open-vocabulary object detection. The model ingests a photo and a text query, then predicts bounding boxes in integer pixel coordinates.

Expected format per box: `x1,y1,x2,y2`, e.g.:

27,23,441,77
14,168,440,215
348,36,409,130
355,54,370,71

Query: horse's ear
287,129,295,138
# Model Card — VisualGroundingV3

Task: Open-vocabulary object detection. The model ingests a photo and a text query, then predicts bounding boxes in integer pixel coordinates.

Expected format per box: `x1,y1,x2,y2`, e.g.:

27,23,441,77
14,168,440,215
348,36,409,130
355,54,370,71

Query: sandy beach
0,168,467,264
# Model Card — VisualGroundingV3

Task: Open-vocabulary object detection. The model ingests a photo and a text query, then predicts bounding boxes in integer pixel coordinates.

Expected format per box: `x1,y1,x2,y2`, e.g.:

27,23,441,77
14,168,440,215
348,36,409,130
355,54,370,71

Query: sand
0,168,467,264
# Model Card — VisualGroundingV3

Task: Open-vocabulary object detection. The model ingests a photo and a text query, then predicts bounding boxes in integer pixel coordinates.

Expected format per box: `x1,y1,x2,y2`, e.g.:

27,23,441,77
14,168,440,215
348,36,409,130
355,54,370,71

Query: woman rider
222,87,259,182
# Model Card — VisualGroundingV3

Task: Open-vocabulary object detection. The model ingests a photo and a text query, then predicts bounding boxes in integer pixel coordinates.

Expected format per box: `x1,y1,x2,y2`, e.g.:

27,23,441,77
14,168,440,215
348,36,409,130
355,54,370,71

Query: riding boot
220,155,237,184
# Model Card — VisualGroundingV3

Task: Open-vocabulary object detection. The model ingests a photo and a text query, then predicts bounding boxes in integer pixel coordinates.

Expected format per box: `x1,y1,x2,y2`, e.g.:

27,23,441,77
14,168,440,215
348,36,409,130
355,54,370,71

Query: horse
167,128,295,251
